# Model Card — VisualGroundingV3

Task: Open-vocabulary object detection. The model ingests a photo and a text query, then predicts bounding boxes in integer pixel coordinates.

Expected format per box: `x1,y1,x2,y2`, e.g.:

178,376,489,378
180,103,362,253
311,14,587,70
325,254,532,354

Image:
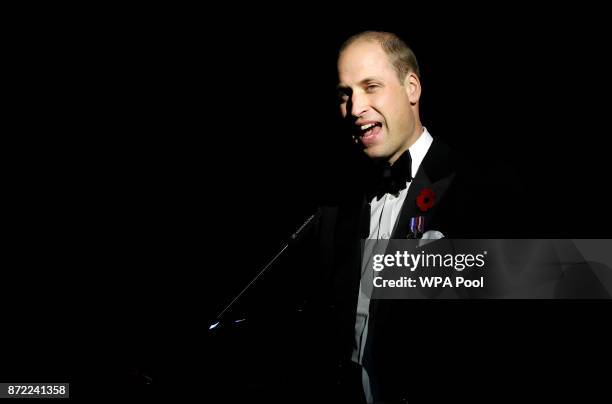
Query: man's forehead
339,40,387,67
338,41,393,83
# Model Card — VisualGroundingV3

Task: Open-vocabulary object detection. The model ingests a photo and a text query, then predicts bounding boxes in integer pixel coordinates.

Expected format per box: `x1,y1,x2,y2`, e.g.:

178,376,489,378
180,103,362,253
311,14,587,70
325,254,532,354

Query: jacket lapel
391,137,456,239
329,194,370,359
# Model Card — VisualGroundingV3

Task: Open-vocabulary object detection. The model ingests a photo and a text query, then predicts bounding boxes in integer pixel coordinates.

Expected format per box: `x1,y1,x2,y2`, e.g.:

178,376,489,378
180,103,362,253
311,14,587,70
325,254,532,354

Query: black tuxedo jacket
310,137,524,402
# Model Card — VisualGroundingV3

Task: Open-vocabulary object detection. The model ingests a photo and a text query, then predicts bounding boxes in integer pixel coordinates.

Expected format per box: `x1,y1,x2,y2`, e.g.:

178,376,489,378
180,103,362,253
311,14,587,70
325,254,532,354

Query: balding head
339,31,420,84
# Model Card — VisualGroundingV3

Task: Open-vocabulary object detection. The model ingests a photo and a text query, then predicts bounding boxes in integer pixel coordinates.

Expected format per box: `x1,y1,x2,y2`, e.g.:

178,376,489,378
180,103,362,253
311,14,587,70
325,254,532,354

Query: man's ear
403,72,421,105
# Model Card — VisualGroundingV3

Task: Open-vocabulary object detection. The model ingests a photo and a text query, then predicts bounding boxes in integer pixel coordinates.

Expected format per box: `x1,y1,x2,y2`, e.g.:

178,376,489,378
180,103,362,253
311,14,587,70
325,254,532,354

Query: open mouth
357,122,383,143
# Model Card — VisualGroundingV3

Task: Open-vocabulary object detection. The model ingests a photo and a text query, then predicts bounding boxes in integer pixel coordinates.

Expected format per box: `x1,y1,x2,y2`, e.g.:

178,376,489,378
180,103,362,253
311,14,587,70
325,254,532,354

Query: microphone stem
211,213,316,326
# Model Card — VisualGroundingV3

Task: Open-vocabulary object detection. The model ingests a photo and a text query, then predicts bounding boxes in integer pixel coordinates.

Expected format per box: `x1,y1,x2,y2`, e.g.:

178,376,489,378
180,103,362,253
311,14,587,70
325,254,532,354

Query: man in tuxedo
311,31,523,403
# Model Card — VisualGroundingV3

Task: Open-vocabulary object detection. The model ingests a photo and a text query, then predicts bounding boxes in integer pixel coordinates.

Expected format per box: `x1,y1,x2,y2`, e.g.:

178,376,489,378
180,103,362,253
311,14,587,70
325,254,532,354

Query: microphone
290,213,316,241
209,213,316,331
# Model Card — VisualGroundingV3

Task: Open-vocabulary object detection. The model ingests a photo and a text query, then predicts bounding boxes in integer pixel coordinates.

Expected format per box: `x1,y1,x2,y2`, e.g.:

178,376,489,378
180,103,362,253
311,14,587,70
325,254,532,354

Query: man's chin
362,145,389,160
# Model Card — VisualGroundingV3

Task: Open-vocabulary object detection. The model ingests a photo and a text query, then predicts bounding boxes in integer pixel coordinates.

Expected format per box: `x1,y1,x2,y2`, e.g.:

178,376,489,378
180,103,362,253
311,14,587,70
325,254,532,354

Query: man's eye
366,85,379,93
338,92,349,103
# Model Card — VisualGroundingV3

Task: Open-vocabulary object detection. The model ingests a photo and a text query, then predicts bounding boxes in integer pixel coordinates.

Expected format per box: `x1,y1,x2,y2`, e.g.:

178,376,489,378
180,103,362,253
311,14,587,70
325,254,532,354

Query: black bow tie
368,150,413,200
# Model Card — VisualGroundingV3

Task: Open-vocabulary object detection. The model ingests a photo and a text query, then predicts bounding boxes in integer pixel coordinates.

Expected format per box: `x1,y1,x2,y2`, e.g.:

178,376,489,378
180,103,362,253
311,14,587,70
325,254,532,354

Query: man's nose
350,92,368,118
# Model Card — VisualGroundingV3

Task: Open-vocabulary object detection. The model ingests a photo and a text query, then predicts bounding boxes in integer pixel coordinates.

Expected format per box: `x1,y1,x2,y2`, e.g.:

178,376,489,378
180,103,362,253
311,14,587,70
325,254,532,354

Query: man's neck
388,125,424,165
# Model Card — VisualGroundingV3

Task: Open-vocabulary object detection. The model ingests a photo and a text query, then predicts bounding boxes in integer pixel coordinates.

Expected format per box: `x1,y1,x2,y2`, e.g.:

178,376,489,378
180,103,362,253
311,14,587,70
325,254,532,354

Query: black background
4,4,611,401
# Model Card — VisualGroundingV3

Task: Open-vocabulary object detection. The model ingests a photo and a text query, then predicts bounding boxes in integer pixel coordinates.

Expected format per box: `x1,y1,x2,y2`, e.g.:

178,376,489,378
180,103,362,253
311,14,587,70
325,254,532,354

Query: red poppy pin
416,187,435,212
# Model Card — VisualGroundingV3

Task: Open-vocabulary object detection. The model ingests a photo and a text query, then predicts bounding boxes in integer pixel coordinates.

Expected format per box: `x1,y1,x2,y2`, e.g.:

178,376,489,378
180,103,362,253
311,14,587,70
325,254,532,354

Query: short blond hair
339,31,420,82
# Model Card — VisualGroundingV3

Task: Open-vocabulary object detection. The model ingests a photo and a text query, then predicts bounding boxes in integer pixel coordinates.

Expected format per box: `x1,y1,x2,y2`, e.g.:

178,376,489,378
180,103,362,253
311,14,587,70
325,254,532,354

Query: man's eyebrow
359,77,381,85
336,77,381,90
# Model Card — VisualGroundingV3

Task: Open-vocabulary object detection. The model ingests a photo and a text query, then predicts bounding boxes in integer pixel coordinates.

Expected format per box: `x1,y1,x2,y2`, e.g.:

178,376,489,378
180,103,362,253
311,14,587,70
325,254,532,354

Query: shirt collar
408,127,433,178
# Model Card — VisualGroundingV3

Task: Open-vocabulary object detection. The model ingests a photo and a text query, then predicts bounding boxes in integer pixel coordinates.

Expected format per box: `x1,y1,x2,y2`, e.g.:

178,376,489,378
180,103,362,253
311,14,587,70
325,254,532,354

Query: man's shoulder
429,136,527,237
